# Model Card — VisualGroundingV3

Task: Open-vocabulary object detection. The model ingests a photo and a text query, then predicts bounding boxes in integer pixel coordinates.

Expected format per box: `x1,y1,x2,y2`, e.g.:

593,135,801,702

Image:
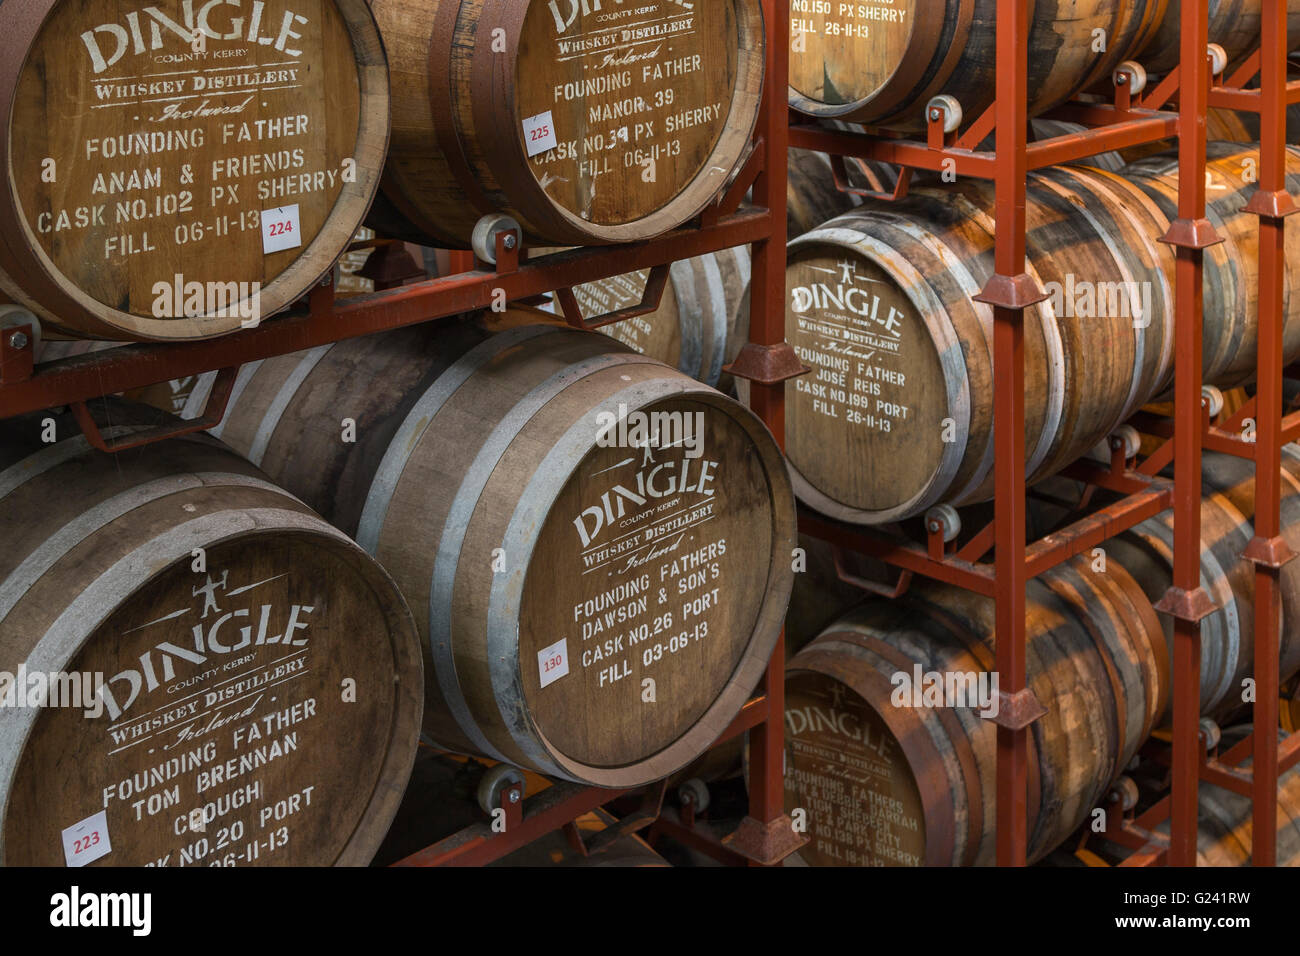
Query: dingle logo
790,260,903,338
575,409,718,550
98,567,311,722
80,1,311,74
549,0,696,35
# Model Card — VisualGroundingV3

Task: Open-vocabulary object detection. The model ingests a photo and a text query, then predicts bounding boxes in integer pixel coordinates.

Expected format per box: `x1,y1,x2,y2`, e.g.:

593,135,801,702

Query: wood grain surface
0,406,422,866
0,0,388,340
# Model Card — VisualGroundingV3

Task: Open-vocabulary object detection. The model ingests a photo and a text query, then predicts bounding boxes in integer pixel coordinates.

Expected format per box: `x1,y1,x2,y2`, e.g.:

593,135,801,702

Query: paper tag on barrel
62,810,112,867
523,111,558,159
538,638,570,689
262,205,302,255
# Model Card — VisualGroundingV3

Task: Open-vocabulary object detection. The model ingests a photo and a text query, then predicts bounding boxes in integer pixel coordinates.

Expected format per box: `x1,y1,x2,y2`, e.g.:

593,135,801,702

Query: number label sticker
261,204,302,255
537,637,569,689
523,111,558,158
62,810,112,867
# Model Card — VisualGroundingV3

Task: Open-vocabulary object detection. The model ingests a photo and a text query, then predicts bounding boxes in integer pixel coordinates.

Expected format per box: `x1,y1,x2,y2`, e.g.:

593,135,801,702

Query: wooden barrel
0,0,389,341
782,555,1166,866
777,161,1175,525
787,0,1162,130
368,0,764,247
1138,0,1300,76
546,149,870,389
1099,448,1300,719
551,248,752,390
0,405,423,866
1123,144,1300,392
187,318,796,787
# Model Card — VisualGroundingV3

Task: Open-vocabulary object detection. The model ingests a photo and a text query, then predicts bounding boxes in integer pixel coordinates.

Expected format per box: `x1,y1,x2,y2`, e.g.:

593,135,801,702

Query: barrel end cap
1153,584,1219,623
721,813,809,866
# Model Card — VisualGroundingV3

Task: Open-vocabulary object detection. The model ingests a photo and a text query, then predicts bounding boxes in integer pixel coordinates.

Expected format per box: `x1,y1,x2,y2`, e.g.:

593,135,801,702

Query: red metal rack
772,0,1298,867
0,0,801,868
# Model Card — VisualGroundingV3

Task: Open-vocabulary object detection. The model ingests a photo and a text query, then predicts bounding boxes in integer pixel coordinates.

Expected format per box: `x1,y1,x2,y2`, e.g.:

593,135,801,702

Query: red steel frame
783,0,1299,867
0,0,800,867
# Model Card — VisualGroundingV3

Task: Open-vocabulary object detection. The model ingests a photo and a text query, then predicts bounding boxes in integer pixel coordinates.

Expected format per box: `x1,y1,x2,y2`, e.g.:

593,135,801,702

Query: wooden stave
776,160,1173,525
788,0,1163,131
1100,449,1300,719
783,556,1165,866
0,0,390,342
1137,0,1300,76
1120,144,1300,392
189,320,797,788
370,0,766,247
559,148,866,388
0,407,423,866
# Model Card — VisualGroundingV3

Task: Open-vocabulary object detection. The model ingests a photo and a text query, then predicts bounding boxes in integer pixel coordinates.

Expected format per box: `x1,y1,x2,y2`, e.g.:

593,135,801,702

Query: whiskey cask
1100,448,1300,719
369,0,765,247
0,405,423,866
779,145,1300,525
0,0,389,341
187,319,796,787
554,248,752,390
778,162,1175,525
1138,0,1300,76
1183,770,1300,866
782,555,1165,866
551,149,869,389
788,0,1162,131
1123,144,1300,392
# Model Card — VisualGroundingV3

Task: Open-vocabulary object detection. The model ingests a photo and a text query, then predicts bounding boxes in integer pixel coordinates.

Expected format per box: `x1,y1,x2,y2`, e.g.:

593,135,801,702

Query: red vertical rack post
1156,0,1217,868
1243,0,1298,867
725,0,804,866
971,0,1044,867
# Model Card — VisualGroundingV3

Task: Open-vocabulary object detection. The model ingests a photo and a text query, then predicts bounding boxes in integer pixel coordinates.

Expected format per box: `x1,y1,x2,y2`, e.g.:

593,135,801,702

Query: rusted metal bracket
358,240,427,289
832,544,912,598
723,342,810,385
0,323,35,385
722,813,808,866
973,272,1049,310
70,365,239,454
1243,188,1300,220
554,264,671,332
1243,534,1299,570
1160,217,1226,249
581,780,668,856
1153,585,1219,623
990,687,1048,730
828,153,912,202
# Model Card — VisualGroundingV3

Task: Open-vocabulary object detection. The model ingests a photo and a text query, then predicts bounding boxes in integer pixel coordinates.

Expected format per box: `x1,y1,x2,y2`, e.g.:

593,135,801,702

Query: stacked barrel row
0,0,766,340
779,449,1300,865
0,314,800,864
777,144,1300,525
788,0,1300,130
